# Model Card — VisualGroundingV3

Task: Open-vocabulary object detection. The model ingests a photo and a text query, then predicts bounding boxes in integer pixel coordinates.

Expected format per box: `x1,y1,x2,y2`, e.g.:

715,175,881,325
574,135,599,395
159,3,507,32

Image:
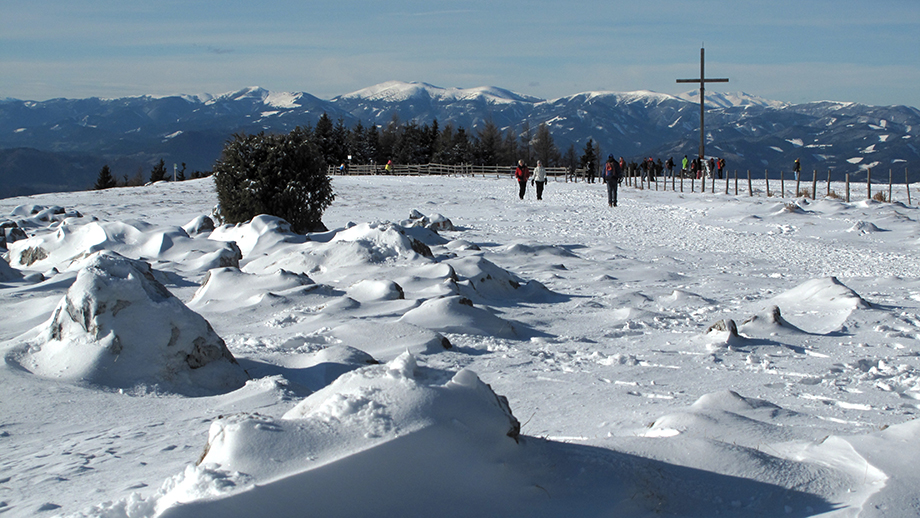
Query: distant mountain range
1,81,918,198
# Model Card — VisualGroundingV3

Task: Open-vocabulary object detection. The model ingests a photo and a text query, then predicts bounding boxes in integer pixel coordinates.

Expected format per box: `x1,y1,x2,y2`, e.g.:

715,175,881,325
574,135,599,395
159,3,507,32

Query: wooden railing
329,163,591,181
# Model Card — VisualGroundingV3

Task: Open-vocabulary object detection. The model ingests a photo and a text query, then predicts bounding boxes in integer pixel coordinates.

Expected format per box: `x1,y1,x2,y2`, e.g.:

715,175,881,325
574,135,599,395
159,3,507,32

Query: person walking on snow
515,159,531,199
532,160,547,200
793,158,801,181
604,155,622,207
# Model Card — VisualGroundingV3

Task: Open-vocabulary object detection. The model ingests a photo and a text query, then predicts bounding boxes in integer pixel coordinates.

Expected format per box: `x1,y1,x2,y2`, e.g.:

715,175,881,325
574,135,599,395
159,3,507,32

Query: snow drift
10,251,248,395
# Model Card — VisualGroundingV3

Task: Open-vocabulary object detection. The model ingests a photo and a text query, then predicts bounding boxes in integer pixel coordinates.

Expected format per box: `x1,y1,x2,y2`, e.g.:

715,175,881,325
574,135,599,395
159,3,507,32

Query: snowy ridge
677,89,788,109
337,80,542,104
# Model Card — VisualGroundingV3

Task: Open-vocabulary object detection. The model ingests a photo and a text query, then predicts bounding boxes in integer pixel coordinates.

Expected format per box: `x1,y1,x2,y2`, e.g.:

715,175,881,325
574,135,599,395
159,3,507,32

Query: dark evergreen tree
532,123,560,166
580,138,598,176
563,144,578,175
377,113,400,164
94,164,117,190
427,119,440,161
313,113,335,167
366,124,381,165
349,121,369,164
502,127,519,165
448,128,473,164
149,159,168,183
474,119,503,166
331,118,349,165
432,123,455,164
519,121,534,165
213,131,335,234
176,163,187,181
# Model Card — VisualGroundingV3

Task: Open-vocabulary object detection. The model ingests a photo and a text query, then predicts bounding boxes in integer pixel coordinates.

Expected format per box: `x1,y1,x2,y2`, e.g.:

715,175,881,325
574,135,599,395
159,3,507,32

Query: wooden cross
677,48,729,161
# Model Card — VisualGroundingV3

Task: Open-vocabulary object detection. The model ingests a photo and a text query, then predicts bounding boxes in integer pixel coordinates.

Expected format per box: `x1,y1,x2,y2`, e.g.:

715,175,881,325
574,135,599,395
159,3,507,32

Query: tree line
95,113,604,190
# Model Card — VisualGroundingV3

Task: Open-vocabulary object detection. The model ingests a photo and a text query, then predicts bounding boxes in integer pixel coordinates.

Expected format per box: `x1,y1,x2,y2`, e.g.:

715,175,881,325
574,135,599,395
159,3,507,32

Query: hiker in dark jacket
603,155,622,207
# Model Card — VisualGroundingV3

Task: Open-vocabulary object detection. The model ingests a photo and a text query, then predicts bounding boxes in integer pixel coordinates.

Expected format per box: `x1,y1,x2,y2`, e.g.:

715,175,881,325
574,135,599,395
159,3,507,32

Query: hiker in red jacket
515,159,531,199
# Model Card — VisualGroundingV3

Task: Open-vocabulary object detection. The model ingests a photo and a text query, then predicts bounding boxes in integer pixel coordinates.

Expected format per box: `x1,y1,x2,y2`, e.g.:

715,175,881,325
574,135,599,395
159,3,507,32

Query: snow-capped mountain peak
677,90,788,109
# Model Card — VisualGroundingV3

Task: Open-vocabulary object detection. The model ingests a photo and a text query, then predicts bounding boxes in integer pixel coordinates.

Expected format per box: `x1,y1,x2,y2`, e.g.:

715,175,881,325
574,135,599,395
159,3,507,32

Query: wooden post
846,173,850,202
888,169,893,203
702,174,706,193
672,171,676,191
747,171,753,196
680,172,684,193
711,172,715,194
907,168,912,205
691,175,695,193
734,171,738,196
811,170,817,200
725,172,729,194
827,170,832,198
795,173,801,198
765,169,770,197
781,171,785,198
867,168,872,200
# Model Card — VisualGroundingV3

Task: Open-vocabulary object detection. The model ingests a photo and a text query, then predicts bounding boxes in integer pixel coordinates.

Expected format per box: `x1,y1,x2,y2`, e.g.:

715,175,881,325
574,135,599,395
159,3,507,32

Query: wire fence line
329,164,916,205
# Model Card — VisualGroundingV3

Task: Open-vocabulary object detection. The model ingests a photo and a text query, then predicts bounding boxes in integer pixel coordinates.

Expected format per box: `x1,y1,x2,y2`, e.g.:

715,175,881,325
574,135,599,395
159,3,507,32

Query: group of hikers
515,155,626,207
580,155,728,184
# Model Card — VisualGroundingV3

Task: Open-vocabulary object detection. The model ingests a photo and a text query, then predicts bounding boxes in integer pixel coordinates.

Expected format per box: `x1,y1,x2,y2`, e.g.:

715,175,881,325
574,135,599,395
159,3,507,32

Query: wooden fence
329,164,916,205
617,167,915,204
329,163,589,181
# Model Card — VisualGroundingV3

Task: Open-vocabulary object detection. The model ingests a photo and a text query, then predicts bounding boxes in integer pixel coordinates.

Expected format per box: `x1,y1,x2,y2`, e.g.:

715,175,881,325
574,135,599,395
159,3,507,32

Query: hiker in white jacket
533,161,547,200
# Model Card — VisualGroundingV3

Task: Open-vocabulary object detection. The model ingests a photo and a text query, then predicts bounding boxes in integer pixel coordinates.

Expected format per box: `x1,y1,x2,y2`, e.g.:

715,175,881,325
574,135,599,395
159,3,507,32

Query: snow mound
740,305,808,336
847,220,885,234
146,353,519,515
402,209,455,231
399,296,519,338
182,215,215,236
769,277,871,334
345,279,404,302
0,256,21,282
189,267,315,312
12,251,248,395
329,321,451,361
448,255,555,302
209,215,308,259
7,218,241,274
243,221,434,276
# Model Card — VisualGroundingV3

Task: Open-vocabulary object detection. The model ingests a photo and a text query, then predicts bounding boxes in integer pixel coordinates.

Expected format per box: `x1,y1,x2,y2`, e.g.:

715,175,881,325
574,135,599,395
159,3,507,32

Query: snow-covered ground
2,175,920,517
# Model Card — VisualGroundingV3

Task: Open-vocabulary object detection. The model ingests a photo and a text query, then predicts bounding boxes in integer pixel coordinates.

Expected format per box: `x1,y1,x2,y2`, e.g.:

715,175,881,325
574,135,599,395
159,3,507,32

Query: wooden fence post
765,169,770,197
889,169,893,203
846,173,851,202
702,174,706,193
827,170,832,198
867,168,872,200
811,170,817,200
747,171,753,196
734,171,738,196
780,171,785,198
725,173,729,195
795,173,801,198
907,168,912,205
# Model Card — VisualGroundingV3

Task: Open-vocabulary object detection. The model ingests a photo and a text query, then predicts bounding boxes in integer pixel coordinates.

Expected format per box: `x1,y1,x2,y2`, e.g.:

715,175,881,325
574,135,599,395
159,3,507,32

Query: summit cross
676,47,729,161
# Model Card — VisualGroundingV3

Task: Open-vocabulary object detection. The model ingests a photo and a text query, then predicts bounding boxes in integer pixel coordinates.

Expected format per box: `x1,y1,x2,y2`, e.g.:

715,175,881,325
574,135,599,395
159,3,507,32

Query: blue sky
2,0,919,107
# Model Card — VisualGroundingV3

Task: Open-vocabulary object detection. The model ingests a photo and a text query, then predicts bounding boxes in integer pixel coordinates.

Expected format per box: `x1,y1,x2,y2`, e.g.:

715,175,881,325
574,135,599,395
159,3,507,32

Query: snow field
1,175,920,516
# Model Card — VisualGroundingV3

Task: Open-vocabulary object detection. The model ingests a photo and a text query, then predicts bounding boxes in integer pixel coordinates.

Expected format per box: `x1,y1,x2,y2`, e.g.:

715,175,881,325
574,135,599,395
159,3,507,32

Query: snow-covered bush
213,130,335,234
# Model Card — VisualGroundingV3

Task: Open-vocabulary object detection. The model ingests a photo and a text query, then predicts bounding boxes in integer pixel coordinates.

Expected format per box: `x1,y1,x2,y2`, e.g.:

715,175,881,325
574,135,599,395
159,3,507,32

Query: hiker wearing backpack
604,155,622,207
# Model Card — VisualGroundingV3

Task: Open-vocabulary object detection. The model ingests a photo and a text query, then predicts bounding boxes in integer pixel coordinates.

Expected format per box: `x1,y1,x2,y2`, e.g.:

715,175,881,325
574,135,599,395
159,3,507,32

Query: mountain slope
1,81,918,197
